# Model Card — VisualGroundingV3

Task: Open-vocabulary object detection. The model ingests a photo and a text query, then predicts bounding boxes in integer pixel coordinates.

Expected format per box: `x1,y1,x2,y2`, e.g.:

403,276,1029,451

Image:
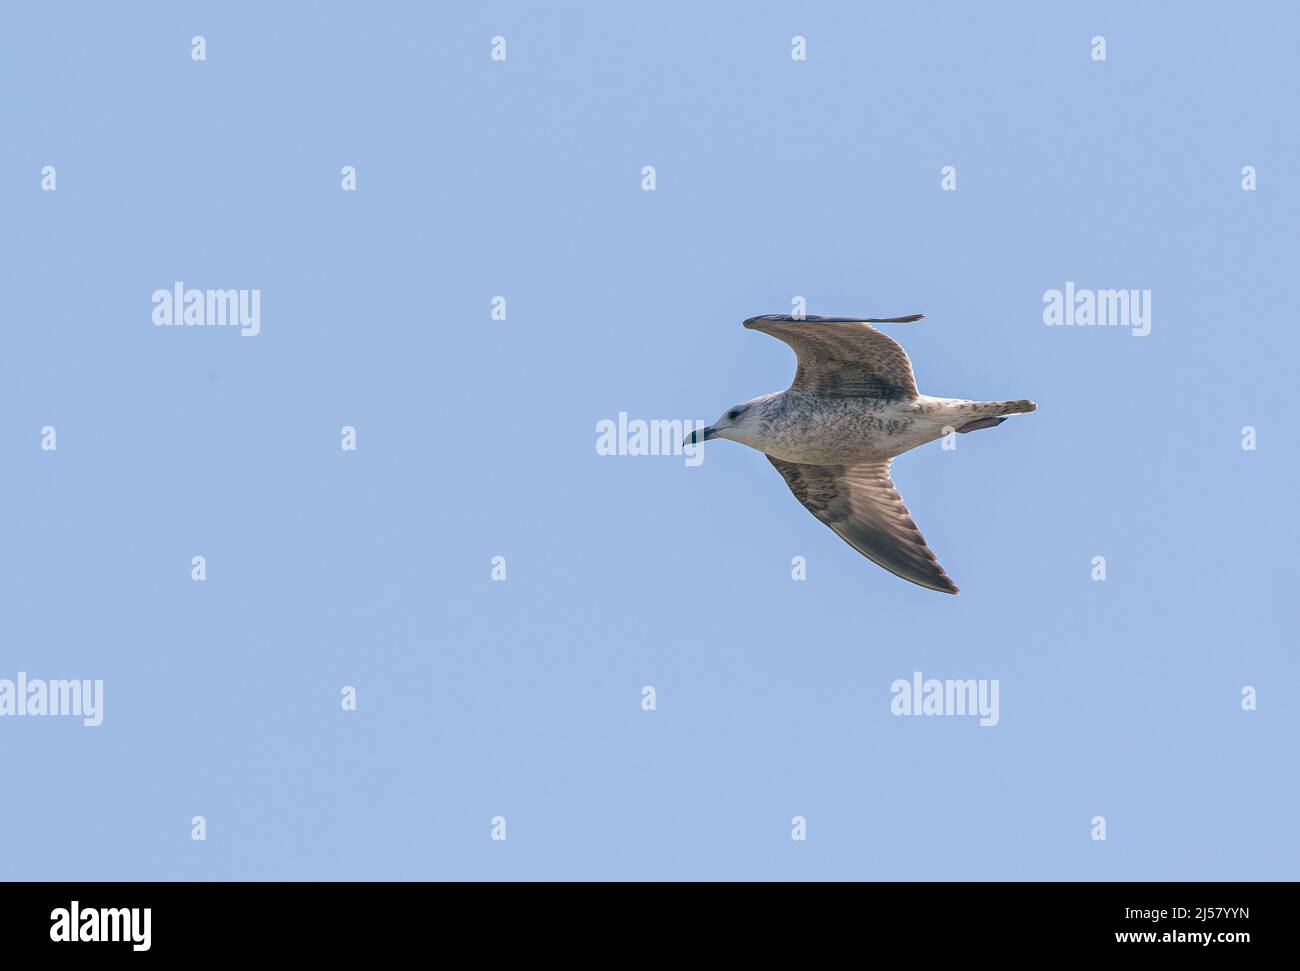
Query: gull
684,314,1036,594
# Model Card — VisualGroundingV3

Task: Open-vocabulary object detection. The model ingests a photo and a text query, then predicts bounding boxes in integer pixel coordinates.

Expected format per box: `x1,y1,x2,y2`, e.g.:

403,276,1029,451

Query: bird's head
685,400,763,448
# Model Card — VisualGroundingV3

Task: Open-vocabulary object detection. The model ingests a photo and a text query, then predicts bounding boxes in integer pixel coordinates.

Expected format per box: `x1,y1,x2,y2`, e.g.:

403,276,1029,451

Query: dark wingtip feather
864,314,924,323
743,312,923,328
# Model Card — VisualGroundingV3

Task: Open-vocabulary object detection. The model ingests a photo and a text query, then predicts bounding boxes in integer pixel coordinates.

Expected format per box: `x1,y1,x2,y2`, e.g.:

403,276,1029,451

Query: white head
685,399,767,449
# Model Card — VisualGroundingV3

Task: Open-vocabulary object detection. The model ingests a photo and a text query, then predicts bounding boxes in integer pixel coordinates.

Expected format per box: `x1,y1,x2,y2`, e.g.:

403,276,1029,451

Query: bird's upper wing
743,314,922,399
766,455,958,594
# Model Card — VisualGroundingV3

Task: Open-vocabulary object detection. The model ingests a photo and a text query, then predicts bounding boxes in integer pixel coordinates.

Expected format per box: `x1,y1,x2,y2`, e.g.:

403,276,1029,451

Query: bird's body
721,390,1026,466
687,314,1037,594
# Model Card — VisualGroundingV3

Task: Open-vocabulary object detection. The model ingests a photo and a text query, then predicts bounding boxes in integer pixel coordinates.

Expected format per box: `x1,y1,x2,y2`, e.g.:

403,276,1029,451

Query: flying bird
685,314,1036,594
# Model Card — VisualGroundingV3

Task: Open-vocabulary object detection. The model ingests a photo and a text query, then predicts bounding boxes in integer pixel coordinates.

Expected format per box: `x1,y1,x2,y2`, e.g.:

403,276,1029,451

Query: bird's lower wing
765,456,959,594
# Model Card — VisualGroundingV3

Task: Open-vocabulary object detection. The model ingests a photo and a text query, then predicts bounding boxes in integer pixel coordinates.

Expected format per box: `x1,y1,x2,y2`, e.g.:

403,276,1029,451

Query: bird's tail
952,399,1036,434
972,398,1037,416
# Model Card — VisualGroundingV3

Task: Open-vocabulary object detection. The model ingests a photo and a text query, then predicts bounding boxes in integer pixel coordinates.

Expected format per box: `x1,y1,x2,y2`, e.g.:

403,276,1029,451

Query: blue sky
1,1,1296,880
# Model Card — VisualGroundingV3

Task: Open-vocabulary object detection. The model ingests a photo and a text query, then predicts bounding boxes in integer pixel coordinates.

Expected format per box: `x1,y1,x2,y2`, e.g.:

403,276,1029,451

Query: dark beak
684,425,715,446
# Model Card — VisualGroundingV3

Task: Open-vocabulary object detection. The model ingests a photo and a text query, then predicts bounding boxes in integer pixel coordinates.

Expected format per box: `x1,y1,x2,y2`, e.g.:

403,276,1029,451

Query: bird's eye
727,410,740,420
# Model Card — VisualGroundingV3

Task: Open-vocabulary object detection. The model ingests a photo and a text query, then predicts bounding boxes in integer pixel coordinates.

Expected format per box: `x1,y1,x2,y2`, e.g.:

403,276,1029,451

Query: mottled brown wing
743,314,921,399
766,455,959,594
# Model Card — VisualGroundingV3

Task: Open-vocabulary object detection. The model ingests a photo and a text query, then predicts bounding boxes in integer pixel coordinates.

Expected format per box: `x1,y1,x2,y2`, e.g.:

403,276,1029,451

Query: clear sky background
2,1,1295,880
